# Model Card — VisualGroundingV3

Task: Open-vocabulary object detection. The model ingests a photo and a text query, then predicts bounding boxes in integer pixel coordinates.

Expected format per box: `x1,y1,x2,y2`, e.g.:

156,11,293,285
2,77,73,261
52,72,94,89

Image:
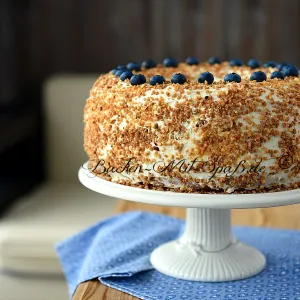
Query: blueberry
247,59,261,69
171,73,187,84
263,61,277,68
115,70,126,77
276,62,288,71
281,64,294,72
283,66,299,77
208,56,221,65
127,62,141,71
224,73,241,83
198,72,214,84
229,59,243,67
116,65,128,70
149,75,166,86
141,59,157,69
113,65,128,75
163,57,178,67
130,74,146,85
250,71,267,82
270,71,284,80
120,71,133,81
186,57,199,65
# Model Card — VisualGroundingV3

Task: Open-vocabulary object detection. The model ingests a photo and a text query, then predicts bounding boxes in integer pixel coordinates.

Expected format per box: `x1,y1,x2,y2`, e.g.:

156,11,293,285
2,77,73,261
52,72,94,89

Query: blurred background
0,0,299,299
1,0,300,211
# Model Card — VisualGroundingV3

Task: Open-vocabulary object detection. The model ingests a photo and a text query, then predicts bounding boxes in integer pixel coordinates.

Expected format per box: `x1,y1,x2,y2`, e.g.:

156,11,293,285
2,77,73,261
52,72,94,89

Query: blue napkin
56,211,300,300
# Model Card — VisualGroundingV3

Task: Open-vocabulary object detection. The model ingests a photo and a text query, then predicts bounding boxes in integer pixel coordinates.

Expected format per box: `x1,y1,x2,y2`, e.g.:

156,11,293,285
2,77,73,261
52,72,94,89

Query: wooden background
2,0,300,101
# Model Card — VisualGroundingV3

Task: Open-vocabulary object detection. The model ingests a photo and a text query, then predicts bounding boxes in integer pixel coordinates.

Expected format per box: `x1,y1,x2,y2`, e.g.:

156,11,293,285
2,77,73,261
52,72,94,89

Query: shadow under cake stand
79,162,300,282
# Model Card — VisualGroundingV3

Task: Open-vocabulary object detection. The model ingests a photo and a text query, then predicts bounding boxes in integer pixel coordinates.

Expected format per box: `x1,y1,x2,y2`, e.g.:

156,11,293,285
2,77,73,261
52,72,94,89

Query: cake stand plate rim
79,162,300,209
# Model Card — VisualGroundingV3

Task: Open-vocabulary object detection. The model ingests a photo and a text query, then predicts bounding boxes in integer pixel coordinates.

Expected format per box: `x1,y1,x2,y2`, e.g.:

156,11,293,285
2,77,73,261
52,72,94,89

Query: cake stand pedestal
79,162,300,282
151,208,265,281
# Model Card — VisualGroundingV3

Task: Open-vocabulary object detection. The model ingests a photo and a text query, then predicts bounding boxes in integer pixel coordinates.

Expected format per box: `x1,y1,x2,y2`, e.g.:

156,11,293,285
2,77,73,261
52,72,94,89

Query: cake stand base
150,208,266,281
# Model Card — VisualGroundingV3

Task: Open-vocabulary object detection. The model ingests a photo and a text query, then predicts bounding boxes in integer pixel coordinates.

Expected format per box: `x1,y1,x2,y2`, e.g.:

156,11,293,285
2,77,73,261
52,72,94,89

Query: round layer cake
83,58,300,193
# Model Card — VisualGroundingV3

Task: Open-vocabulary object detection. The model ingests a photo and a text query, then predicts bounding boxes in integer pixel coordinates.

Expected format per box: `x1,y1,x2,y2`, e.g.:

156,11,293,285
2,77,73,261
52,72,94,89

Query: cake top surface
90,60,300,116
91,59,299,102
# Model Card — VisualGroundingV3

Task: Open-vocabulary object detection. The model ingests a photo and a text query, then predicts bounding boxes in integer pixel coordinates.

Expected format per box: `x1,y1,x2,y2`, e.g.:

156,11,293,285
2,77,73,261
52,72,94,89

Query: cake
83,57,300,193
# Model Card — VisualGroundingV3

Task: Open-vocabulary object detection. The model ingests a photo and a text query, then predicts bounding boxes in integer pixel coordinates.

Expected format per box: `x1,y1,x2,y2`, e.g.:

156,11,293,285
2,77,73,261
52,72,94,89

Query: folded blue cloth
56,211,300,300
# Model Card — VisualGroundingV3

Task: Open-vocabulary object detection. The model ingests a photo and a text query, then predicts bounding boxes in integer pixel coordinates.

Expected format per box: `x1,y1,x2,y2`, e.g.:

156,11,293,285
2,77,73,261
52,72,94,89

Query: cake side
84,61,300,193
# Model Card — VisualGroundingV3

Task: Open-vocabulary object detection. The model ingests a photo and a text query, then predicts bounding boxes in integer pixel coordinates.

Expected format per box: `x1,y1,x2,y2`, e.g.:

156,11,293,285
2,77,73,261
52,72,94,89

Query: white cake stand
79,162,300,282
